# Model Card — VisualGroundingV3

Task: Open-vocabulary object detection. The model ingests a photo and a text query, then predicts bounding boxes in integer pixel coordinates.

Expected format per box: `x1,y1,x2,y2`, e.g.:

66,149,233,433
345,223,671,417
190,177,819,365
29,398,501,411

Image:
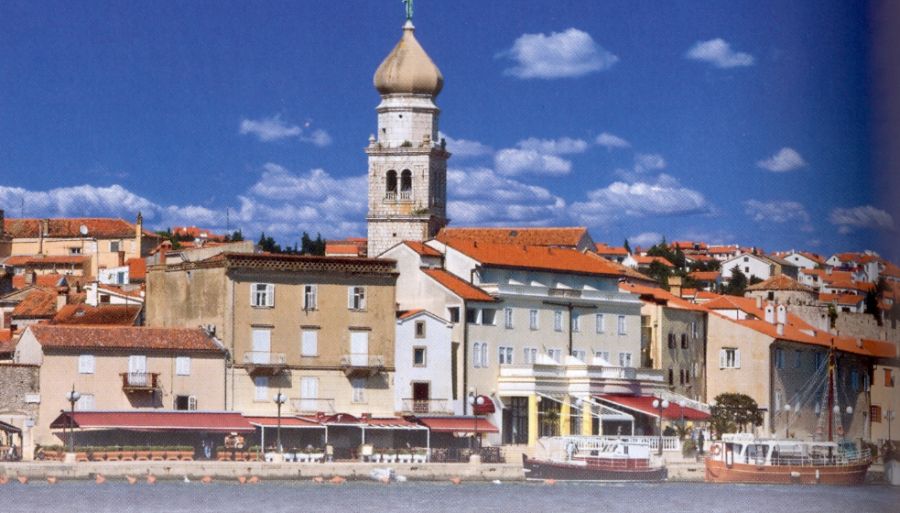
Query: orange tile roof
832,252,880,265
681,288,698,297
11,273,69,290
403,241,442,257
325,243,363,256
437,226,589,247
883,262,900,279
619,282,706,312
686,254,715,263
11,288,59,318
689,271,720,282
4,255,90,266
672,241,708,250
28,325,223,352
633,255,674,267
594,243,629,256
127,258,147,281
51,304,142,325
420,268,495,302
818,293,865,306
708,246,739,255
695,290,720,301
746,274,814,292
825,279,875,293
397,308,426,320
171,226,227,241
801,268,853,281
97,284,144,298
4,217,160,239
443,239,624,277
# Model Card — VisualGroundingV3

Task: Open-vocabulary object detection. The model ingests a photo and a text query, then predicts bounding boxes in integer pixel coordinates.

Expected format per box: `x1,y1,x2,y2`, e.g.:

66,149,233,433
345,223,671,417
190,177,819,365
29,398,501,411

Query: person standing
697,430,705,455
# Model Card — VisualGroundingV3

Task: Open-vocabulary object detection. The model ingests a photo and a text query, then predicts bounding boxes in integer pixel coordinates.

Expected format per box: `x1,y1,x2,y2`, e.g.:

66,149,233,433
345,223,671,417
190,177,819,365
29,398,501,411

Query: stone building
366,20,449,257
745,274,818,306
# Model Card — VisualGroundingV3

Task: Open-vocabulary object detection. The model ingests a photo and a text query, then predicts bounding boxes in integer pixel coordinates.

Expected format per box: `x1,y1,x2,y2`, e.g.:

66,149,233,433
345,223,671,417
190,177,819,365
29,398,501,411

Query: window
774,348,785,369
681,334,688,349
774,390,782,412
128,354,147,374
553,311,563,332
596,314,605,334
871,405,882,423
794,350,802,368
547,348,562,363
251,283,274,307
886,369,895,387
414,320,426,338
504,307,514,329
473,343,482,368
75,394,95,411
529,309,539,330
691,321,699,338
668,333,676,349
617,315,626,335
69,247,82,255
254,376,269,401
303,285,317,310
110,241,120,252
447,307,460,323
743,256,749,262
175,356,191,376
850,368,860,392
413,347,427,367
466,308,479,324
78,354,95,374
814,351,826,370
572,313,580,333
480,342,488,367
618,352,633,368
175,395,197,410
400,169,412,197
720,348,740,369
668,368,674,385
594,351,610,363
116,271,126,284
481,309,497,326
386,170,397,196
685,368,691,384
300,377,319,411
348,286,366,310
301,330,318,357
571,349,586,361
523,347,538,364
498,346,513,365
352,377,366,403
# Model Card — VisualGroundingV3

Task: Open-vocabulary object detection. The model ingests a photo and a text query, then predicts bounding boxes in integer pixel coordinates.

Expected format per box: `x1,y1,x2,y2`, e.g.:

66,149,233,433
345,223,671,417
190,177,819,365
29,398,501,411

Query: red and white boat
705,433,871,485
523,437,667,482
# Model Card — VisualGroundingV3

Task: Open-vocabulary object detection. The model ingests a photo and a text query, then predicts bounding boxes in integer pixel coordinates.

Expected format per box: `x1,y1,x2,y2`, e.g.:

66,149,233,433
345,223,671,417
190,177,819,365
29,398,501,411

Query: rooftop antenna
20,197,24,217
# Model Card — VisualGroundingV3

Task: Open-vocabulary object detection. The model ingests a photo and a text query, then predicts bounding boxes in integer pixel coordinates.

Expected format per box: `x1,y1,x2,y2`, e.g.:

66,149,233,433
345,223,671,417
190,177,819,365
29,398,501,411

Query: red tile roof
437,226,589,247
4,218,160,239
818,293,866,306
325,243,363,256
28,325,223,352
420,268,495,302
443,239,625,277
3,255,90,266
708,246,740,255
397,308,426,320
689,271,721,282
594,243,629,256
171,226,227,241
402,241,442,257
883,262,900,279
127,258,147,281
51,304,142,326
11,273,70,290
632,255,674,267
672,241,708,251
619,282,705,312
745,274,814,292
11,288,59,318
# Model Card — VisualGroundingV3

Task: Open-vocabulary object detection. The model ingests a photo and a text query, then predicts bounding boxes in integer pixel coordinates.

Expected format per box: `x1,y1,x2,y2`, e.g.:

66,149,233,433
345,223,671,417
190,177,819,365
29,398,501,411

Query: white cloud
438,133,493,159
743,199,813,231
516,137,589,155
447,167,565,226
629,232,663,247
614,153,668,181
756,147,807,172
494,148,572,176
570,175,711,226
595,132,630,150
240,115,331,146
500,28,618,79
685,38,755,68
829,205,895,234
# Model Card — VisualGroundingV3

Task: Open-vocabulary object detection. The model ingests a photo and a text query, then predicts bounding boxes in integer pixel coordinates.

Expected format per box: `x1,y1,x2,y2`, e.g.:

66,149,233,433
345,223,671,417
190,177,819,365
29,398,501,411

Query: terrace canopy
50,411,255,433
595,395,711,421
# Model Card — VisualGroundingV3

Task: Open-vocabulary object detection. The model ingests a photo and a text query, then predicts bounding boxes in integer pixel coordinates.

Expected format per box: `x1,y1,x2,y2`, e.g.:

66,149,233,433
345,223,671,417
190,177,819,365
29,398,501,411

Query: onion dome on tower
373,20,444,97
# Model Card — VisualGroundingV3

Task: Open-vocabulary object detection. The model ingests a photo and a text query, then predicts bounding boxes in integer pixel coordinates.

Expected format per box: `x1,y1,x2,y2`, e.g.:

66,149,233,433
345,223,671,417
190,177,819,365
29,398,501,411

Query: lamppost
886,410,896,441
65,385,81,454
274,390,287,454
651,397,669,456
467,389,485,452
783,404,791,438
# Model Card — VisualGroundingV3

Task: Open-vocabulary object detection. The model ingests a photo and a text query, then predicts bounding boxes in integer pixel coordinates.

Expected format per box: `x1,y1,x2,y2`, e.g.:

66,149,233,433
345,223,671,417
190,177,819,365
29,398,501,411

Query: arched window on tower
400,169,412,200
385,170,397,200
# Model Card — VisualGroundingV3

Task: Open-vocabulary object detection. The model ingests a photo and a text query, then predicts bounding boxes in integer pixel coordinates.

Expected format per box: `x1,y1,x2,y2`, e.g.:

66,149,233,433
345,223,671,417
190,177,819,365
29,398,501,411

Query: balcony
401,398,452,415
242,351,288,375
120,372,160,393
291,398,336,415
339,354,385,377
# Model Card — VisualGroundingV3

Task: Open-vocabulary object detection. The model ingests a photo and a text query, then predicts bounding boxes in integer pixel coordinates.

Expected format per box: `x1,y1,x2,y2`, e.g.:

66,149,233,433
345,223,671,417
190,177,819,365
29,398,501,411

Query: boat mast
827,338,835,442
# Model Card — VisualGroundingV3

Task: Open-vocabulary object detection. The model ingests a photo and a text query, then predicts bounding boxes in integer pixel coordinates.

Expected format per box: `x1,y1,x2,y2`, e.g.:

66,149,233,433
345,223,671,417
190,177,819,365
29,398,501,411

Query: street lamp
65,385,81,454
273,390,287,454
467,389,485,452
783,404,792,438
651,397,669,455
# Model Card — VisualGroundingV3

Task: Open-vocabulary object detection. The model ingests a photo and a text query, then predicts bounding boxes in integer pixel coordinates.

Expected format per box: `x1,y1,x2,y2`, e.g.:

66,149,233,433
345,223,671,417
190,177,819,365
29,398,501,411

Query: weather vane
402,0,413,21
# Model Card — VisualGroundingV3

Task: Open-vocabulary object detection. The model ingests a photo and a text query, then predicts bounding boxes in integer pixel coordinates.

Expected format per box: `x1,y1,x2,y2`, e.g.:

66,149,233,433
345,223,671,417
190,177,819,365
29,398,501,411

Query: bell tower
366,16,449,257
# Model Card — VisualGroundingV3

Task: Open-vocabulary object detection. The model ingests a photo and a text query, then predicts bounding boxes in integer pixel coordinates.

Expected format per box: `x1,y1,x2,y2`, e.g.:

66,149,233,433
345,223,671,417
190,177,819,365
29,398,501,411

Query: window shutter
302,330,318,356
188,396,198,410
719,349,726,369
347,287,354,309
250,283,257,306
267,284,275,307
734,349,741,369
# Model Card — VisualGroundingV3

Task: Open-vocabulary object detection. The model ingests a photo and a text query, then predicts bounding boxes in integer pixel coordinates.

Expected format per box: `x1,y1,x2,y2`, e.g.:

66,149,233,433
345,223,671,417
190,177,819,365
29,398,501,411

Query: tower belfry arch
366,15,449,257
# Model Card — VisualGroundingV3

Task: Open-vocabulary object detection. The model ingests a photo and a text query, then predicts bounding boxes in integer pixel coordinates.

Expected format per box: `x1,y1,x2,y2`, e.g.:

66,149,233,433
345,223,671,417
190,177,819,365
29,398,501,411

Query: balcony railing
339,354,385,377
401,398,452,415
242,351,287,375
120,372,160,393
291,398,336,415
399,190,412,200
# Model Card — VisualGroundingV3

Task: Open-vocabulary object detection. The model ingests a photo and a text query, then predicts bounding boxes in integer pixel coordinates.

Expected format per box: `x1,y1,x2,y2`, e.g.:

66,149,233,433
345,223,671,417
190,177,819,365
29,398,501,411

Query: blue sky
0,1,892,259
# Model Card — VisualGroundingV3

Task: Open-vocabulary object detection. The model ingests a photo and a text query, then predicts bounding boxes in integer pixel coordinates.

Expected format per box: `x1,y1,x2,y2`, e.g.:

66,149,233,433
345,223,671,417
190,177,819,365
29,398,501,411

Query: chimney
39,219,49,254
776,322,784,336
776,304,787,325
826,267,832,275
25,271,35,286
135,212,143,257
755,296,762,309
668,275,683,298
56,287,68,311
764,304,775,324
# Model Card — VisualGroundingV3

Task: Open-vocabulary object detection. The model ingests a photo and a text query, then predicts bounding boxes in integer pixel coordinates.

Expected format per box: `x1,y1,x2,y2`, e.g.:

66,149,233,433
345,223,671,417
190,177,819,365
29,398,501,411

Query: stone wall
0,363,40,418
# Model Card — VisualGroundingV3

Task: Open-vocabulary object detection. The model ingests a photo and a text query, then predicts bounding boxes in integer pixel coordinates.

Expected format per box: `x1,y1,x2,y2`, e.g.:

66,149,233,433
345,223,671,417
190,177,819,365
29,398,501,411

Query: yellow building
145,252,399,418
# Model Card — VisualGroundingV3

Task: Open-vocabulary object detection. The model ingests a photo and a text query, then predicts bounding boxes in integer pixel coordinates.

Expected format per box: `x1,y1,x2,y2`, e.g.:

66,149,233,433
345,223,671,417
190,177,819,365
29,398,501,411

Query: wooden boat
705,434,870,485
522,437,667,482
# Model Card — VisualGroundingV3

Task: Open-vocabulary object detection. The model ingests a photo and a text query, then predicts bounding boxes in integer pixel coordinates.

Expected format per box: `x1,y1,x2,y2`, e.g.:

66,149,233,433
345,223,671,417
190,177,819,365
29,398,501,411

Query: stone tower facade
366,21,449,257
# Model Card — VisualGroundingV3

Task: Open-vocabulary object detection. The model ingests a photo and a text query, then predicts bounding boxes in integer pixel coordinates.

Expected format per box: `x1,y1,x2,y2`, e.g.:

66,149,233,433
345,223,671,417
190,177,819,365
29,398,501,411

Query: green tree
257,232,281,253
647,260,673,289
709,393,763,438
226,229,244,242
623,238,632,255
724,266,748,296
865,277,886,325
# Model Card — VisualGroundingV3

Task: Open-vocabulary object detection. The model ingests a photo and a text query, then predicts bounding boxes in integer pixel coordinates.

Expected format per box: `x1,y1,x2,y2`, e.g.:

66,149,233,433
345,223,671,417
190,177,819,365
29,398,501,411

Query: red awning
50,411,255,433
418,416,500,434
472,395,496,415
245,416,324,429
596,395,710,421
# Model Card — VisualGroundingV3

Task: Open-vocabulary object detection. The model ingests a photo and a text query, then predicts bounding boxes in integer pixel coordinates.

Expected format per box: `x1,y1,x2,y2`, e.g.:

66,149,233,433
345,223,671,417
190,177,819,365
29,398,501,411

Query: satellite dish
79,224,89,236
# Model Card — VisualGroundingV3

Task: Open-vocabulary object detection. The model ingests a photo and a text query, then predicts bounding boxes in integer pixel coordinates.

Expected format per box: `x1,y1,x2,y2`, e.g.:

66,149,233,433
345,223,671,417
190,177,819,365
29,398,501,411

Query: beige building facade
146,252,399,418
